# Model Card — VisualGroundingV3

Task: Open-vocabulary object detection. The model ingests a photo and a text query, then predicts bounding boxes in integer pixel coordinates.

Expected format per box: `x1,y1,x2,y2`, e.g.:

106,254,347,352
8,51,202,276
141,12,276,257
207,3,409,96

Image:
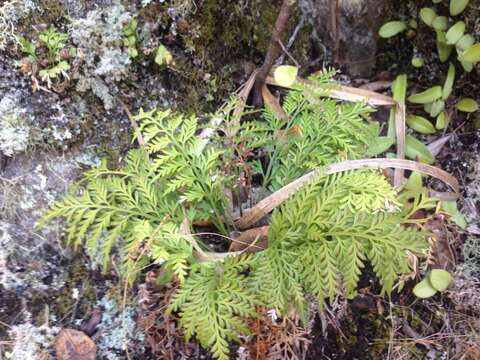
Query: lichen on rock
70,3,134,109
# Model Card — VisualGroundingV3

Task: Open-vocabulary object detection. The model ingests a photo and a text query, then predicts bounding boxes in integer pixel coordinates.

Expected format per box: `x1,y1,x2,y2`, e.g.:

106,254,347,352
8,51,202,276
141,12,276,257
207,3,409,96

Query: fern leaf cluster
40,74,429,359
252,171,426,315
168,255,258,360
244,72,380,190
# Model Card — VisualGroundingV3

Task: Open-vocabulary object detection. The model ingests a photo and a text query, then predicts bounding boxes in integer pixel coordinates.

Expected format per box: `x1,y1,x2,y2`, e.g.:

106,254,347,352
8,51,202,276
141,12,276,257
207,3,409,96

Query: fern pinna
40,73,427,359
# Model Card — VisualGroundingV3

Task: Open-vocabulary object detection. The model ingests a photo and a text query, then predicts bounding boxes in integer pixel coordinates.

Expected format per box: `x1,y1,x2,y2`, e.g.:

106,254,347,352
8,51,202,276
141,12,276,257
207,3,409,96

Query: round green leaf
450,0,469,16
459,43,480,63
429,269,453,291
442,63,455,100
420,8,437,27
456,34,475,51
436,111,448,130
413,278,437,299
408,86,442,104
406,135,435,164
273,65,298,87
407,115,436,134
412,56,424,68
456,97,479,112
446,21,465,45
432,16,449,32
379,21,407,38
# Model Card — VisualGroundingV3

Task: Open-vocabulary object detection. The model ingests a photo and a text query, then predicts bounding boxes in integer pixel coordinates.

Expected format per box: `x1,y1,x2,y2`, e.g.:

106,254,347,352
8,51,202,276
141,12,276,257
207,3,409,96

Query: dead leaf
229,226,269,252
55,329,96,360
427,135,452,157
262,84,289,122
359,80,392,92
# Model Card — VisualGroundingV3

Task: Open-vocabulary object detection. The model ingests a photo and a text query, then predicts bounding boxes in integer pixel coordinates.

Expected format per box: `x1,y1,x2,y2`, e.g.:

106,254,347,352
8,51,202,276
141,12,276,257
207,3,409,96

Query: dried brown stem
252,0,297,107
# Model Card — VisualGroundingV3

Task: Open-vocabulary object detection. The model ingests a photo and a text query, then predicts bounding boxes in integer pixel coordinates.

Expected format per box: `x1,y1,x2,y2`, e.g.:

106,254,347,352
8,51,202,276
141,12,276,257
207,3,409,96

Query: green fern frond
253,170,427,313
168,256,258,360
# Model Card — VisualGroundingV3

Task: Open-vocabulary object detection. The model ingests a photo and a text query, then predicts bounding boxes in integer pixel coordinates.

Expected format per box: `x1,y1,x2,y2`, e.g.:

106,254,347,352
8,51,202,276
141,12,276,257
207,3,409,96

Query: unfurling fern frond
168,255,258,360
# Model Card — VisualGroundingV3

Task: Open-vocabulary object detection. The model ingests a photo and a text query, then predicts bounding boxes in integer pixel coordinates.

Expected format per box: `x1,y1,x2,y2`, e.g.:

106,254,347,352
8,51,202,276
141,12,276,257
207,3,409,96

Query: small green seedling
39,26,68,62
413,269,453,298
154,44,173,66
123,18,138,58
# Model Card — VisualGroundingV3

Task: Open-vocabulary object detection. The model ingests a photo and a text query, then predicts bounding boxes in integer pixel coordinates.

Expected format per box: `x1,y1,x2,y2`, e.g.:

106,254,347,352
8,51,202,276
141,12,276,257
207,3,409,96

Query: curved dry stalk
234,158,459,230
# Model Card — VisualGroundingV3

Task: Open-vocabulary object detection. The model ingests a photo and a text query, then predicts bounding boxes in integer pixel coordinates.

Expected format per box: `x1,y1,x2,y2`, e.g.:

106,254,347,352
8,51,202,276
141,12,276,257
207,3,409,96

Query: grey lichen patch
0,94,31,157
0,0,37,50
93,296,145,360
70,3,134,109
7,315,59,360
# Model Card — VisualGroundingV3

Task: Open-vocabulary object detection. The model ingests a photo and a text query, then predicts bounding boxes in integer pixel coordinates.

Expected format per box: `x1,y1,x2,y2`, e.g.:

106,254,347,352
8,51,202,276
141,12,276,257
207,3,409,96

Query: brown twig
329,0,339,63
252,0,297,107
117,98,145,148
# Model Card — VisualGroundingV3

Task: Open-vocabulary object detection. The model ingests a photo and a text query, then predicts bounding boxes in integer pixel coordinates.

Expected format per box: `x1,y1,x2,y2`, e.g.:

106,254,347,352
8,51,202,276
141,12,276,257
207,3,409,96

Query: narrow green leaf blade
405,135,435,164
406,115,436,134
442,63,455,100
408,86,442,104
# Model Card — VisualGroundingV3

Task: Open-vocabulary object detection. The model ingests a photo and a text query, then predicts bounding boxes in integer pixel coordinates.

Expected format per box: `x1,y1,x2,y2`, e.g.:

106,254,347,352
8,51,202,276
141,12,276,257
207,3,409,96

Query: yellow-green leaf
459,43,480,63
446,21,465,45
405,135,435,164
408,86,442,104
456,97,479,112
436,111,448,130
460,60,474,72
450,0,469,16
420,7,437,26
456,34,475,51
432,16,449,32
407,115,436,134
378,21,407,38
392,74,407,104
429,269,452,291
413,278,437,298
155,44,173,66
274,65,298,87
442,63,455,100
412,56,424,68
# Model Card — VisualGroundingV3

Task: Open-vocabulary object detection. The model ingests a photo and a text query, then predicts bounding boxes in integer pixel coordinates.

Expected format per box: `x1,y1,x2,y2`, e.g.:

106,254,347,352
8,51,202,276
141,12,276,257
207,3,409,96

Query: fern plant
244,71,379,190
40,73,429,359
